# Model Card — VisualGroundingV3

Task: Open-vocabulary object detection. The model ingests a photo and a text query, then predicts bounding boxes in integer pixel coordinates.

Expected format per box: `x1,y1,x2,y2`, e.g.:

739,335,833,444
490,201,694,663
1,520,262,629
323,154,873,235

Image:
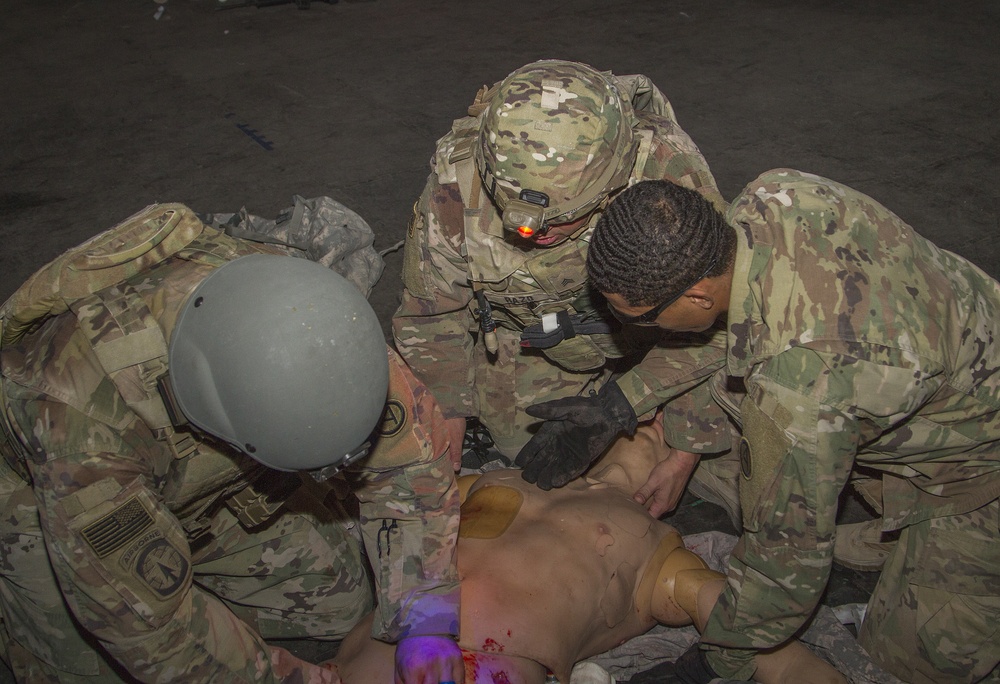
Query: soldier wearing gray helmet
392,59,732,515
0,205,462,683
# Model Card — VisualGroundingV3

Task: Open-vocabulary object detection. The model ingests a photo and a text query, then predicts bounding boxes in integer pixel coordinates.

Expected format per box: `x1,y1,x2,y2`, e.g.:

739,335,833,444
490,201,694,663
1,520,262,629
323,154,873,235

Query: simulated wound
459,485,523,539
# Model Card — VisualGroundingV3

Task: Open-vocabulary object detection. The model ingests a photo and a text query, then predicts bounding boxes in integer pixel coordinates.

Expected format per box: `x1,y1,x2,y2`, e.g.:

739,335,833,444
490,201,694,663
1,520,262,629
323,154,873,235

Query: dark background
3,1,997,332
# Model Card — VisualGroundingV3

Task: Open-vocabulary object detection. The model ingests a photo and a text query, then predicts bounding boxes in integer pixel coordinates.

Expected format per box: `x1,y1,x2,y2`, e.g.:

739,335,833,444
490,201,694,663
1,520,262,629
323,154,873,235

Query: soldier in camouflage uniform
586,171,1000,683
0,205,462,683
392,59,732,512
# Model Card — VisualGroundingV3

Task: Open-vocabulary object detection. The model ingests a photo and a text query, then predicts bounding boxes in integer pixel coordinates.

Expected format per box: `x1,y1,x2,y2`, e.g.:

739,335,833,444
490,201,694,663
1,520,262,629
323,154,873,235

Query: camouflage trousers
687,449,743,530
473,328,608,459
0,464,371,683
859,497,1000,683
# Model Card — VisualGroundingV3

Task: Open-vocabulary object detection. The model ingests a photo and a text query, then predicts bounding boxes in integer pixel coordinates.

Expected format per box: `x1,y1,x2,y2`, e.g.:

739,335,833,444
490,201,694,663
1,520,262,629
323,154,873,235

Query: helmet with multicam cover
474,59,638,238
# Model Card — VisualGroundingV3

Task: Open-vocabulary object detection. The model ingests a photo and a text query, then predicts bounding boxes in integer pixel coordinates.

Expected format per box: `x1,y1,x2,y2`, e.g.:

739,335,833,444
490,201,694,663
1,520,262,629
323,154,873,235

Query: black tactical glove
515,381,638,490
671,644,721,684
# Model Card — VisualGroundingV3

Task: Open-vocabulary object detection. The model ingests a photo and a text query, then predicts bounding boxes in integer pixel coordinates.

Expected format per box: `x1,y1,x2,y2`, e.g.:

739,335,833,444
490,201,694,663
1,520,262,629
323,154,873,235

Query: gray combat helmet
167,254,389,472
474,59,638,236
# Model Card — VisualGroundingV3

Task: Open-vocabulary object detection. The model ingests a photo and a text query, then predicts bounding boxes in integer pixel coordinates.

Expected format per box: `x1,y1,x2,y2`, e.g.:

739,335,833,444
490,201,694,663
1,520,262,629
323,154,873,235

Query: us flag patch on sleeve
81,496,154,558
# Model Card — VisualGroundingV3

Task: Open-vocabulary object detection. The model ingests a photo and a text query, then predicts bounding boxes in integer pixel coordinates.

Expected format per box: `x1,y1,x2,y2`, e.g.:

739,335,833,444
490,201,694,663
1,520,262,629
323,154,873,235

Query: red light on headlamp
502,189,549,240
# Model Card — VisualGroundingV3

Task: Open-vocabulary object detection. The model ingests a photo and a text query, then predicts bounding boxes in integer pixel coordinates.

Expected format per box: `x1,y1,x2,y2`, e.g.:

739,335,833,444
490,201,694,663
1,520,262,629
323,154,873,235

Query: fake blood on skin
482,638,505,653
464,643,513,684
463,651,482,680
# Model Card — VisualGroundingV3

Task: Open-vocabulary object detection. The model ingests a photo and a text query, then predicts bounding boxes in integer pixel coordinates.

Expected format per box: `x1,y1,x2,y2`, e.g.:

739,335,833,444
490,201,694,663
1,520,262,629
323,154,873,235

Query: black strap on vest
519,311,615,349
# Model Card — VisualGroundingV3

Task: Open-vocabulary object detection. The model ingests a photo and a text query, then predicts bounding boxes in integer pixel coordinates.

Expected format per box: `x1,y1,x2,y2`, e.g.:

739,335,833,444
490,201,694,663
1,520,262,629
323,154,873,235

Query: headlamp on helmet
503,189,550,238
474,59,639,241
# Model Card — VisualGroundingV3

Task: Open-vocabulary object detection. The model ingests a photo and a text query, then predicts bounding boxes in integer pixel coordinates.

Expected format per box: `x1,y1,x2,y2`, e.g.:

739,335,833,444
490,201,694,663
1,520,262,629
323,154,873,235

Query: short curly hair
587,180,735,306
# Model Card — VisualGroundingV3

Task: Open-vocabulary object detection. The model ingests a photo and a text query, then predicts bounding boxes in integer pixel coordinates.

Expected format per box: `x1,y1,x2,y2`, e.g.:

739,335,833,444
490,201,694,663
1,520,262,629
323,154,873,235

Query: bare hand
394,635,464,684
633,447,701,518
444,416,467,473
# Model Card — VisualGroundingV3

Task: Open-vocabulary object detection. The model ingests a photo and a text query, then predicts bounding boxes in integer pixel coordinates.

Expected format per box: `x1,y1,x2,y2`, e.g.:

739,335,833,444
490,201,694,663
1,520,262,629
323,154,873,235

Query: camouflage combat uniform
0,215,460,682
393,68,731,458
696,169,1000,683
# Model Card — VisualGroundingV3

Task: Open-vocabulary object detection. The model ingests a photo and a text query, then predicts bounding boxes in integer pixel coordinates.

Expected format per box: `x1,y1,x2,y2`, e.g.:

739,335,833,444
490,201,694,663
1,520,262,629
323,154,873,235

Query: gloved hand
515,381,638,490
671,644,720,684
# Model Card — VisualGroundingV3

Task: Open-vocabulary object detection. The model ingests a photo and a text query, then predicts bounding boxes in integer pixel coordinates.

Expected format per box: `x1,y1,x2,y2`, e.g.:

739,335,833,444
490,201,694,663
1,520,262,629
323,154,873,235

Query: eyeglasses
609,257,718,326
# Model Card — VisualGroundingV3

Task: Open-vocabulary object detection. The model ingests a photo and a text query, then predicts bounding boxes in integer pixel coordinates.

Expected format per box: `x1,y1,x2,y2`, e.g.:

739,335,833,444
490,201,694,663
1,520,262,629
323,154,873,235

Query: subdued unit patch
132,537,189,598
377,399,407,437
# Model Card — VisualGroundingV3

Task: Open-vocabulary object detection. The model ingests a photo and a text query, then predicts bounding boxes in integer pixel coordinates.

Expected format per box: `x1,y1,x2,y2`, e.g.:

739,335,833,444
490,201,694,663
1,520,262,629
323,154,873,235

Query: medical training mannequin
330,420,845,684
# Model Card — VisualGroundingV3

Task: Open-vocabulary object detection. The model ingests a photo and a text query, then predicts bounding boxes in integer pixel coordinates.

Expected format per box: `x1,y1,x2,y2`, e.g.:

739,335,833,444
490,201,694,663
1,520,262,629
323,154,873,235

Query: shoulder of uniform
4,318,135,431
634,110,689,141
635,110,715,175
350,347,445,471
432,116,481,184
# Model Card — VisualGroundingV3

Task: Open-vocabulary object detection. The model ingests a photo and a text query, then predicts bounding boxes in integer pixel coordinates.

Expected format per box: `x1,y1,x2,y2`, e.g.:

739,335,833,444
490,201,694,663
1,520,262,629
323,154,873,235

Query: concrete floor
2,0,998,681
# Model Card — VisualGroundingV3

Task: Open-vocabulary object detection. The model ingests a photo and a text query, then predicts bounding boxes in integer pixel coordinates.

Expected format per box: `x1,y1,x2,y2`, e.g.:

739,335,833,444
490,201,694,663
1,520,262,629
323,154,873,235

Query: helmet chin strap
306,440,371,481
156,373,190,428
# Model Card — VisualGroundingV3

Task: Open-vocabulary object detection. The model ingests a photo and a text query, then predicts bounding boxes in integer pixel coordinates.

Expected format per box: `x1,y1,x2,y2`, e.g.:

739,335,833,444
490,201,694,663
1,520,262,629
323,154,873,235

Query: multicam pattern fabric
476,59,633,212
393,66,730,457
697,169,1000,682
859,499,1000,684
348,347,460,642
0,216,460,682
